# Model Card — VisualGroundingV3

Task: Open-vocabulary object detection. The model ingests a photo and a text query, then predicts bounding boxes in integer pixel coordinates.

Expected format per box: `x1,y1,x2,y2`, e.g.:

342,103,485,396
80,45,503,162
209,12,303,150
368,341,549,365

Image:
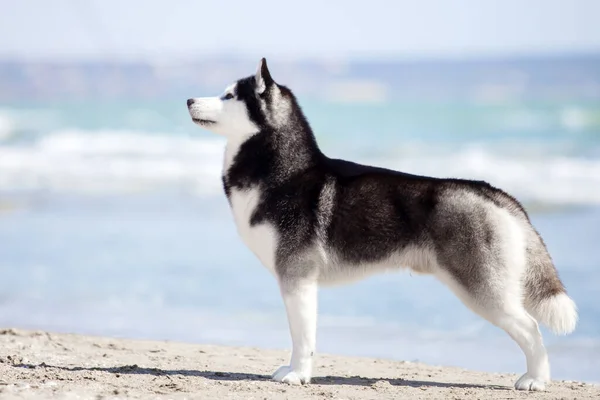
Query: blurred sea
0,94,599,383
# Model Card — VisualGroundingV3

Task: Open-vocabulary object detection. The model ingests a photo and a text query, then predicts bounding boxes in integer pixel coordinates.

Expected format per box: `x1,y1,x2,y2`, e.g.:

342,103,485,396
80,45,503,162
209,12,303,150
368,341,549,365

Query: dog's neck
271,107,321,169
222,114,322,194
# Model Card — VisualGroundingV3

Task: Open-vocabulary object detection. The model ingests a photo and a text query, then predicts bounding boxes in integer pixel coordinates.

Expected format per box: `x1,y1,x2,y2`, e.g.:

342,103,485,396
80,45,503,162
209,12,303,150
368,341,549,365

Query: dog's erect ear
255,57,274,95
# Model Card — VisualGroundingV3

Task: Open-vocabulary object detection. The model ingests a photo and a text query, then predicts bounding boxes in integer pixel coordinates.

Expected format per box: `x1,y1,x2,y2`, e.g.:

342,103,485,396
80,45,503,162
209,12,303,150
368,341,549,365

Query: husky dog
187,58,578,391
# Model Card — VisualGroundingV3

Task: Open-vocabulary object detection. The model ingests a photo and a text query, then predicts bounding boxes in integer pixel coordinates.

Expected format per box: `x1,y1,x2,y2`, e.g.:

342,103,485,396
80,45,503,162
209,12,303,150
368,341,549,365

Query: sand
0,328,597,399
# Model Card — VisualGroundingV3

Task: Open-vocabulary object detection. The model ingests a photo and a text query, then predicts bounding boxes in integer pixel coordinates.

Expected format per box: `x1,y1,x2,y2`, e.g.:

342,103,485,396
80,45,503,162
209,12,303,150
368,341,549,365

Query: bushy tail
529,292,578,335
524,230,578,335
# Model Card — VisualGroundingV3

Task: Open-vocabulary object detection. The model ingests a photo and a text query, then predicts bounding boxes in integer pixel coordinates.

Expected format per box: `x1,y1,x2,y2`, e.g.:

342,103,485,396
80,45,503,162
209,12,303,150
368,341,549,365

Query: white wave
359,145,600,206
0,107,63,140
0,129,225,195
560,106,598,131
1,129,600,206
0,110,16,141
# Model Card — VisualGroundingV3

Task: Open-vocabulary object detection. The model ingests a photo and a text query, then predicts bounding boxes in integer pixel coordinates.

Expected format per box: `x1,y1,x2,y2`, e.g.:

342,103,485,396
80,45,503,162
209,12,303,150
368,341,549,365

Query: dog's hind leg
434,206,550,391
271,277,318,385
437,267,550,391
492,306,550,390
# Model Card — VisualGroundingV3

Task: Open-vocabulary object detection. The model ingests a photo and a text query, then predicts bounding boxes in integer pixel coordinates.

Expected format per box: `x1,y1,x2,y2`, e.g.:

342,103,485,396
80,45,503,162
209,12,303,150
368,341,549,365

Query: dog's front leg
272,278,317,385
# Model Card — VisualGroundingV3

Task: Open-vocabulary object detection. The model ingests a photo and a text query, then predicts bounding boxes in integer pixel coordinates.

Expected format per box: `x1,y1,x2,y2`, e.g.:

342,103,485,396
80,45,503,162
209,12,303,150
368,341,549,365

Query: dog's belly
317,244,438,285
229,187,278,275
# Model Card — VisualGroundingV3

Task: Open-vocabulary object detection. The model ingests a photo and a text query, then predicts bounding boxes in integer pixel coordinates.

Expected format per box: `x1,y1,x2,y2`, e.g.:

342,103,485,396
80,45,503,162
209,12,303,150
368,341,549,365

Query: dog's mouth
192,118,216,125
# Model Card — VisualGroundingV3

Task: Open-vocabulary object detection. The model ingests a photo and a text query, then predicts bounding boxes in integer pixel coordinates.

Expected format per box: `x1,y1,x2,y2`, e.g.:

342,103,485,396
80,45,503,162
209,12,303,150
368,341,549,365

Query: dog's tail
523,229,578,335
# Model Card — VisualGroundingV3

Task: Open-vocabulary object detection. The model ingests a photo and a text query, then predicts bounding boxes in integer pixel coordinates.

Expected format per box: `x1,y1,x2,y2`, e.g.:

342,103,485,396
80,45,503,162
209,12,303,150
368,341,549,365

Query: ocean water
0,98,599,383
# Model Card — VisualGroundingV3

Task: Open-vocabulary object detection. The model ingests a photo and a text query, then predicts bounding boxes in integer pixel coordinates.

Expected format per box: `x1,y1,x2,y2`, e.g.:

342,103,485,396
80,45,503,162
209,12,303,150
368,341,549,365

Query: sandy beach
0,328,596,399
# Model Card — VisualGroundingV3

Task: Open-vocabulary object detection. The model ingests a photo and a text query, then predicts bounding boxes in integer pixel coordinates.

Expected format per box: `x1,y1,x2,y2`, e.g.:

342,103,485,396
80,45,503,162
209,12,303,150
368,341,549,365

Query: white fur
263,86,291,128
531,292,578,335
272,280,318,385
188,91,259,140
434,201,550,391
318,244,438,286
255,61,266,94
188,60,574,391
223,133,249,173
216,94,279,276
229,187,278,276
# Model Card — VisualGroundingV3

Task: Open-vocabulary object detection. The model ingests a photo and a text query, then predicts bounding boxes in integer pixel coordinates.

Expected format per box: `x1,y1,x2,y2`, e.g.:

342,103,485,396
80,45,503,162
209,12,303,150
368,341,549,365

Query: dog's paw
514,373,546,391
271,365,311,385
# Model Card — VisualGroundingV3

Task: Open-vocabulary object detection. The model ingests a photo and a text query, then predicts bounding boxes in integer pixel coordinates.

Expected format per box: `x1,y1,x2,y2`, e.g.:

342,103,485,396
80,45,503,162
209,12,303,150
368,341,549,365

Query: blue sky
1,0,600,60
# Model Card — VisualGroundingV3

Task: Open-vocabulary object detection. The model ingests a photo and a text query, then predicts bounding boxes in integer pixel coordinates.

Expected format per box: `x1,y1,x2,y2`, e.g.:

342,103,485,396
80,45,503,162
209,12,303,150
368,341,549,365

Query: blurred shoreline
1,53,600,102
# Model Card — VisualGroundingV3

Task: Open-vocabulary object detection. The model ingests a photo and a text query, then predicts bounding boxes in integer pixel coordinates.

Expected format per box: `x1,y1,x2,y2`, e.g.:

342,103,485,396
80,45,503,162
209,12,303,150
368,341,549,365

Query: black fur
222,72,533,283
191,61,575,390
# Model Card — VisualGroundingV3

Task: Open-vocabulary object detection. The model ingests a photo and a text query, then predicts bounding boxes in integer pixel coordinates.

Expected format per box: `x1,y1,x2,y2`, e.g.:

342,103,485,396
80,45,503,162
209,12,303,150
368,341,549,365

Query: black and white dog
187,58,577,391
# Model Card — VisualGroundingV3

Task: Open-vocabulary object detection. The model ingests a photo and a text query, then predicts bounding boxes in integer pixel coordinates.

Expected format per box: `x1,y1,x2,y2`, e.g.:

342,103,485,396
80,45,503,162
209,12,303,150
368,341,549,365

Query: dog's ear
255,57,274,95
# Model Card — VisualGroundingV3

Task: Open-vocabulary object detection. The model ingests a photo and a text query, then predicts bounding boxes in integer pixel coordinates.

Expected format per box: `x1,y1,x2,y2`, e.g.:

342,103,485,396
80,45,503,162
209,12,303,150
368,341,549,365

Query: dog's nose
187,98,195,107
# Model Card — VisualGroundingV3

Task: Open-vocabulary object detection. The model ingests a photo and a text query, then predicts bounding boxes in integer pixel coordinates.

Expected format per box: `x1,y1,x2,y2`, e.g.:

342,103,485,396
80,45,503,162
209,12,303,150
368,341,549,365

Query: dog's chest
228,187,278,274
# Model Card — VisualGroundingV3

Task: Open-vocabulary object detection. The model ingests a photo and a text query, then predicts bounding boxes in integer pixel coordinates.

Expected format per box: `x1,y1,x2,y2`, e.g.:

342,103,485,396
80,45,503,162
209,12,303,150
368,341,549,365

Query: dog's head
187,58,293,140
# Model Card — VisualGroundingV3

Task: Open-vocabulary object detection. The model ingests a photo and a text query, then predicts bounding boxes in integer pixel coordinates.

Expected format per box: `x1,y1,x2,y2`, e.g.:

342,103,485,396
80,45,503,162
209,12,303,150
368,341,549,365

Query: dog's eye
223,93,234,100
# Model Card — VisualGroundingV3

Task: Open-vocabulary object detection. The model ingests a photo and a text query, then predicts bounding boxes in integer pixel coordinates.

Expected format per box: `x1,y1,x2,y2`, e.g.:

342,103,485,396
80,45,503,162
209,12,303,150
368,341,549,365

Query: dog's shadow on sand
15,362,510,391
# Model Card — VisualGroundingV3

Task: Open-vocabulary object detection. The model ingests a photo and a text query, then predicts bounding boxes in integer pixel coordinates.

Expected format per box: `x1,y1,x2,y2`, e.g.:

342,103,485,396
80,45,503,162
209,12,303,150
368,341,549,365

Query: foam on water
0,112,15,141
2,127,600,206
0,129,225,195
370,146,600,206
